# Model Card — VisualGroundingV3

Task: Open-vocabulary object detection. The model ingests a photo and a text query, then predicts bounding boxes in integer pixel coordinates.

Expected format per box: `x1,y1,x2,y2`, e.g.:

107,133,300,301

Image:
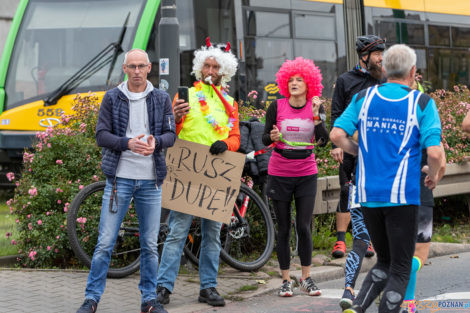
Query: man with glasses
76,48,176,313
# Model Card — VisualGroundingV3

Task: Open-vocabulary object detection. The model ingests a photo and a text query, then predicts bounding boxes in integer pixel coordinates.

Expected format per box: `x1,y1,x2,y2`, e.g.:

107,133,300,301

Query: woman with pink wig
262,57,328,297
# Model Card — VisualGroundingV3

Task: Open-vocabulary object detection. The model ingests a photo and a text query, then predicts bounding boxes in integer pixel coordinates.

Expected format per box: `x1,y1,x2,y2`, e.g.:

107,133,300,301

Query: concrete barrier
313,162,470,215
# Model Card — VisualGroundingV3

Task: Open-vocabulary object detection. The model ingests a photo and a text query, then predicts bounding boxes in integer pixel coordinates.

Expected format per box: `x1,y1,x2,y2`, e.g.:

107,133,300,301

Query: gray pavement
0,242,469,313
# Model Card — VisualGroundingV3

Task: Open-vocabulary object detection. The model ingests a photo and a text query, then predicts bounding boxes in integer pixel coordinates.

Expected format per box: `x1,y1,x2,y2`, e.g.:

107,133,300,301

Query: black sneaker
141,299,167,313
156,285,171,305
279,280,294,297
300,277,321,296
198,287,226,306
339,287,355,310
76,299,97,313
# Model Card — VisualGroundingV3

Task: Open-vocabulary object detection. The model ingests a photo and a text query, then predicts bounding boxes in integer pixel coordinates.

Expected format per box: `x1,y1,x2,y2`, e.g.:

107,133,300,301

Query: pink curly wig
275,57,323,100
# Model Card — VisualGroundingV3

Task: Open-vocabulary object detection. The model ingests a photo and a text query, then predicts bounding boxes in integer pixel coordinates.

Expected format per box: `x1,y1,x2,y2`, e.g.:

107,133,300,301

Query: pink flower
63,207,68,213
11,239,17,245
54,248,59,253
6,198,12,206
56,188,63,193
5,232,11,238
27,214,31,219
15,219,19,224
92,175,99,182
46,211,50,216
28,250,37,261
79,185,84,190
9,207,13,214
28,223,32,230
76,217,87,224
56,235,60,239
37,220,42,225
57,200,62,204
56,160,63,165
23,152,34,163
47,246,51,251
47,143,51,148
6,172,14,181
28,187,38,197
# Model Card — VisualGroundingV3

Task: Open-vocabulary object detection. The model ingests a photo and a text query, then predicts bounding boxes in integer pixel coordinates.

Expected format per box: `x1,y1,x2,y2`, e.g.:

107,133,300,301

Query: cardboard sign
162,139,246,224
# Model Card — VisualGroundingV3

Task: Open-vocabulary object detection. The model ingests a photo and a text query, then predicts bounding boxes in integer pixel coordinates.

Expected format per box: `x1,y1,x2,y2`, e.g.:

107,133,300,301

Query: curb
0,254,19,267
239,242,470,300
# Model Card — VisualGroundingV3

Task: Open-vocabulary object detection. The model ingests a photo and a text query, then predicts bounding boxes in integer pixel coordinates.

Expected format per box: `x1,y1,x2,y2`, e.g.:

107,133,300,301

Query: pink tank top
268,98,318,177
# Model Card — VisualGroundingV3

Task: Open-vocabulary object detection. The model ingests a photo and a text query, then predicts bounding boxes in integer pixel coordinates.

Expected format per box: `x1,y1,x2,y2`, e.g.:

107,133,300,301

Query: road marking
315,289,345,299
424,292,470,300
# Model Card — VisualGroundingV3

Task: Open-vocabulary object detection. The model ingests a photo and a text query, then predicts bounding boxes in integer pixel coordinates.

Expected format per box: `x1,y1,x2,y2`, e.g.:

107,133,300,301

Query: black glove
209,140,228,155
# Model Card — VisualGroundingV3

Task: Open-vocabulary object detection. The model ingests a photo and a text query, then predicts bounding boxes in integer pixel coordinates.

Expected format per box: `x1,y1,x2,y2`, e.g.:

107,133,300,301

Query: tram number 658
37,108,64,117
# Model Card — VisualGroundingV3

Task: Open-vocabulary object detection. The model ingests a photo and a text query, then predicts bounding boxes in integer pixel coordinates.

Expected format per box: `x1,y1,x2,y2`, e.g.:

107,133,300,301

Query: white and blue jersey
334,82,441,207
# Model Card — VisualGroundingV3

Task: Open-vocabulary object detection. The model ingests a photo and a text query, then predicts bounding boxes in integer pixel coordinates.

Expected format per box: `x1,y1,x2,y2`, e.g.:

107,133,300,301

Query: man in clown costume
156,38,240,307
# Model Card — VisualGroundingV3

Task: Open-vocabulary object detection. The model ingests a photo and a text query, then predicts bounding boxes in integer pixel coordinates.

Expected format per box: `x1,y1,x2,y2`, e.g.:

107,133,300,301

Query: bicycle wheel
183,217,202,267
220,183,275,271
67,181,140,278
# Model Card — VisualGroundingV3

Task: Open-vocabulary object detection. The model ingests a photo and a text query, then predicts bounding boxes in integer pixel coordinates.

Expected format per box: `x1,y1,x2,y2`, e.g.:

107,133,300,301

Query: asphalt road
196,251,470,313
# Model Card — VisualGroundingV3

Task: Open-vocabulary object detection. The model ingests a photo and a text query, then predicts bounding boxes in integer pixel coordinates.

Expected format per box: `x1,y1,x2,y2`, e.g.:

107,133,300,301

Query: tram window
452,26,470,48
294,39,336,98
402,23,424,45
428,48,470,90
245,37,293,92
294,14,335,40
428,25,450,46
245,11,290,38
375,21,399,44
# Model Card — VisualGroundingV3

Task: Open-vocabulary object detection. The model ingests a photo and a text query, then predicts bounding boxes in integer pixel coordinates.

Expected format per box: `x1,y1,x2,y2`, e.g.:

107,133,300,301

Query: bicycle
67,180,275,278
183,181,275,272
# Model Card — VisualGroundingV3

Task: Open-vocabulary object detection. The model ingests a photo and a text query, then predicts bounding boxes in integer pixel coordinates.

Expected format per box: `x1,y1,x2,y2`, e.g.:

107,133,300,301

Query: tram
0,0,469,179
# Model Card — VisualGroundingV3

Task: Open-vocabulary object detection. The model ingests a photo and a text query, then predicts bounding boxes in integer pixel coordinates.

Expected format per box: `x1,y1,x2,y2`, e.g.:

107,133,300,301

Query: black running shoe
76,299,97,313
300,277,321,296
339,287,355,310
141,299,167,313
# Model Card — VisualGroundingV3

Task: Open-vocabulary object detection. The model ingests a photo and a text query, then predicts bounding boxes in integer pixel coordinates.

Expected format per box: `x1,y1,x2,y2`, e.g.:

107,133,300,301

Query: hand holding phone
178,86,189,103
175,86,190,123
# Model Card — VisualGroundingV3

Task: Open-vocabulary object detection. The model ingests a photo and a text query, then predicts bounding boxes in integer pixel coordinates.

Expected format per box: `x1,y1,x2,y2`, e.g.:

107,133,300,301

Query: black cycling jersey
330,67,383,148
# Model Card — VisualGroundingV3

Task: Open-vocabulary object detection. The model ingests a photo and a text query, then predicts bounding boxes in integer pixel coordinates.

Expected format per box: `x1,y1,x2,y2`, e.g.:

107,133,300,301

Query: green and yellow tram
1,0,470,180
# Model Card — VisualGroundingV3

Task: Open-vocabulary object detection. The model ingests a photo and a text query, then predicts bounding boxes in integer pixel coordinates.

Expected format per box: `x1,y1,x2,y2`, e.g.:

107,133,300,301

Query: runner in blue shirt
331,44,445,313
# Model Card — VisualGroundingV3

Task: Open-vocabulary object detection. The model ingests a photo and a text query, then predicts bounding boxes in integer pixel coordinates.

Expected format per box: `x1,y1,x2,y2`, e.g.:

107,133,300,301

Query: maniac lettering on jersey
366,117,406,134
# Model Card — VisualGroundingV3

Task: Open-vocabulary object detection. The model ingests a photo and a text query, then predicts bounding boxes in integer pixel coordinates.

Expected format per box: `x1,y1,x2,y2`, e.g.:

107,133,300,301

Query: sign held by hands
162,139,246,223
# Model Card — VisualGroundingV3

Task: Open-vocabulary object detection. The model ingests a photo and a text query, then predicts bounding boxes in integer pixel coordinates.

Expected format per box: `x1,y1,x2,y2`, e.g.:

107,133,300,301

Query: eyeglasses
125,64,149,70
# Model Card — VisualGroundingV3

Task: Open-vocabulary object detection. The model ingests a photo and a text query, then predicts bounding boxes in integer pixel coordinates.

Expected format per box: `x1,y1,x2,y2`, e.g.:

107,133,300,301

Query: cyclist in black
330,35,385,260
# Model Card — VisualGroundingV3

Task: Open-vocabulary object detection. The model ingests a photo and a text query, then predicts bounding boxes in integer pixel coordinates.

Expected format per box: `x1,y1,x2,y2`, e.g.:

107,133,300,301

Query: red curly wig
275,57,323,100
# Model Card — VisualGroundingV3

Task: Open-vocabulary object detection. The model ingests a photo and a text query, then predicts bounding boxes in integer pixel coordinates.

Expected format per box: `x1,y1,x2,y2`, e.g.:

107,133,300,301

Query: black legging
272,196,316,270
354,205,418,313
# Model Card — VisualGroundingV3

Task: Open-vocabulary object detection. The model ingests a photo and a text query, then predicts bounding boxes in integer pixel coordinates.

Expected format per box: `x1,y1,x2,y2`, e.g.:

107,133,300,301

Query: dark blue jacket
95,86,176,186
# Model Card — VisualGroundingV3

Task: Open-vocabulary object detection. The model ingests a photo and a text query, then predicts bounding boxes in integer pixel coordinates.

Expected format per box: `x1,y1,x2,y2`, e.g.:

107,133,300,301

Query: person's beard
368,61,383,80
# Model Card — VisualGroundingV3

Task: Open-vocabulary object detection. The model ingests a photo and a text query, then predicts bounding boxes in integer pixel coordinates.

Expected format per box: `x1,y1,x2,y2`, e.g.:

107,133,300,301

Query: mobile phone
178,86,189,103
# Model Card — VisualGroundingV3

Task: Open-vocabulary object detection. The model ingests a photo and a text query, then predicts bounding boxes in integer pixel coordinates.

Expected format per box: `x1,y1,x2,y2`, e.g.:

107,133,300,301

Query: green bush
7,94,103,267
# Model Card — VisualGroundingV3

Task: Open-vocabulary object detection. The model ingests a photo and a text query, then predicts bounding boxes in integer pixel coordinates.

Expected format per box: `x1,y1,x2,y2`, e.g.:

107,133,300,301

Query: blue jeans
85,177,162,303
157,210,222,292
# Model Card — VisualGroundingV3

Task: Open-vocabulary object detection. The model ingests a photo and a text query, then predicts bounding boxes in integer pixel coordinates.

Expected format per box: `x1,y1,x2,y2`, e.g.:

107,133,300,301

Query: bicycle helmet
356,35,386,55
